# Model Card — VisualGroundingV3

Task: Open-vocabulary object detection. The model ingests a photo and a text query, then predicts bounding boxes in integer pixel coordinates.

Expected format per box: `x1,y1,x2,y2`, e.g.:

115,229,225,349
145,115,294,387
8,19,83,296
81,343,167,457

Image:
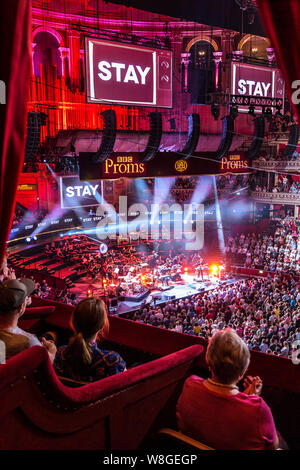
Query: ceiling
107,0,265,36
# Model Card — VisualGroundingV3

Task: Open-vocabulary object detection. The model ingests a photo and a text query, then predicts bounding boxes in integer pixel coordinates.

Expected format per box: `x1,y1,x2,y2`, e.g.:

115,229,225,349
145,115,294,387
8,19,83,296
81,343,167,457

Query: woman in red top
176,328,283,450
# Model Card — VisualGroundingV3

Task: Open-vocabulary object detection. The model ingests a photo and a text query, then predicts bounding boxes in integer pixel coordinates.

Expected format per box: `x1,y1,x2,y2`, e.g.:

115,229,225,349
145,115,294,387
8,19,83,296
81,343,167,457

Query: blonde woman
177,328,285,450
54,297,126,382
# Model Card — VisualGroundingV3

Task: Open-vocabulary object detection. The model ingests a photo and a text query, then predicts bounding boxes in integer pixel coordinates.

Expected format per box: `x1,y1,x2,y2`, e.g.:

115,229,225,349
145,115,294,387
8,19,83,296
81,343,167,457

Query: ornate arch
186,36,219,52
32,26,64,46
237,34,270,51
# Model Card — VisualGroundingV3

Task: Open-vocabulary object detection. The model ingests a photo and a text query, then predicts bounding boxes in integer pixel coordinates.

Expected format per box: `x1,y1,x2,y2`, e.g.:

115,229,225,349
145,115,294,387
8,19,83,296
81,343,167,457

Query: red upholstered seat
0,344,203,450
17,318,40,332
23,306,56,319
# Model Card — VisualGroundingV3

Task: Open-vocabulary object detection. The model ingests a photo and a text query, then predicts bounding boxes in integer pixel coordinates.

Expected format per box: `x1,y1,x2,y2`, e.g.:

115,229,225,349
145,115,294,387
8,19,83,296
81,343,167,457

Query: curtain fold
0,0,32,266
256,0,300,123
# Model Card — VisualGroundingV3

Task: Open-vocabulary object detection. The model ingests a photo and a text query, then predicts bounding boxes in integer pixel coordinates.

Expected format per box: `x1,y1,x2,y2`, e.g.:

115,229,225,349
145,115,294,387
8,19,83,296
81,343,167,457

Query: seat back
0,344,203,450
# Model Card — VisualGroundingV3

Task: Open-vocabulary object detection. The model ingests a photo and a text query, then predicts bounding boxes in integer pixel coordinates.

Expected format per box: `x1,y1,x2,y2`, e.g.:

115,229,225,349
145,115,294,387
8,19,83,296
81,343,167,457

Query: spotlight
211,265,218,276
33,236,37,241
60,233,64,238
230,105,239,120
246,6,256,25
26,237,31,243
263,107,272,116
87,289,92,297
248,105,255,116
211,103,220,121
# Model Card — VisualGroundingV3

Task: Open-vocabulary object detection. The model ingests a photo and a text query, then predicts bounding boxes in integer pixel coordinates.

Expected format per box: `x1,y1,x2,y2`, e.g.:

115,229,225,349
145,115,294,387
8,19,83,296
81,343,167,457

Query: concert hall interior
1,0,300,454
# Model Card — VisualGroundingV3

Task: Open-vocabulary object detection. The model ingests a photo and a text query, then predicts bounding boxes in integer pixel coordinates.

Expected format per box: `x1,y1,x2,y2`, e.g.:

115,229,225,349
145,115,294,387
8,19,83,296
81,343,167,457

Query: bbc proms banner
84,37,172,108
79,151,250,181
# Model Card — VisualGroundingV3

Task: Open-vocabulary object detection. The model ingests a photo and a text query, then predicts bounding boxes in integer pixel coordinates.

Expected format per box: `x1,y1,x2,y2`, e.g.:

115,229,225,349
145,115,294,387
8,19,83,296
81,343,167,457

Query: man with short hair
0,278,56,362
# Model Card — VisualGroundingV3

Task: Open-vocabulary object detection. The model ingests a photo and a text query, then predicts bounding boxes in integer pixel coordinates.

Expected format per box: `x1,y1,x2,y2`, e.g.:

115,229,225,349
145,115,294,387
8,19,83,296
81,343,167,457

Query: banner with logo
79,151,250,181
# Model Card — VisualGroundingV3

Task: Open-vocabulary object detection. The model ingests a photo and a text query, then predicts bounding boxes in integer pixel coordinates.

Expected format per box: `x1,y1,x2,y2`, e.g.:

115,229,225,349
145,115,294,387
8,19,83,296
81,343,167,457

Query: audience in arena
226,216,300,274
129,276,300,360
53,297,126,382
176,328,283,449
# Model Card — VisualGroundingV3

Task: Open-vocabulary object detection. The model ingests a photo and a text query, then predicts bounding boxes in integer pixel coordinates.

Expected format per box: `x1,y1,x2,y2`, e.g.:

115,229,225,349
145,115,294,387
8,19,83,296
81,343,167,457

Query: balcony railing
251,191,300,204
253,160,300,171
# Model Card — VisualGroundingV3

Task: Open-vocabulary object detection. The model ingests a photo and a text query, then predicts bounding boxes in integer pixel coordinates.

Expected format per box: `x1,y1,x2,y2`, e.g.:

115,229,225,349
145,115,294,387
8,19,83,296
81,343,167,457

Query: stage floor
69,274,241,316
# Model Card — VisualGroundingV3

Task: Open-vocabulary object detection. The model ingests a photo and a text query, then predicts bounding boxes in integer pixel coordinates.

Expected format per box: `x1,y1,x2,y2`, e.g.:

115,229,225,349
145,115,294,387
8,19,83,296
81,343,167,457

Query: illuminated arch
186,36,219,52
32,27,64,46
237,34,270,51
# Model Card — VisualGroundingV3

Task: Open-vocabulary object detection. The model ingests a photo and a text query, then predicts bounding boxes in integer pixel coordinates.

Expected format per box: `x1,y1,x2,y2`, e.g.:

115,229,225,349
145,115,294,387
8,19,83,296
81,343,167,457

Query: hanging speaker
283,123,299,159
246,116,265,160
215,115,234,160
180,113,200,160
92,110,117,163
141,112,162,162
24,112,42,161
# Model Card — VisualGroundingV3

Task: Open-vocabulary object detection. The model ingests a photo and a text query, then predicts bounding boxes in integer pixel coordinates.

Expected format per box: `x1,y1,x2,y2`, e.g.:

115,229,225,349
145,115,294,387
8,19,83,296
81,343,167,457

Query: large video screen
231,62,285,113
84,37,172,108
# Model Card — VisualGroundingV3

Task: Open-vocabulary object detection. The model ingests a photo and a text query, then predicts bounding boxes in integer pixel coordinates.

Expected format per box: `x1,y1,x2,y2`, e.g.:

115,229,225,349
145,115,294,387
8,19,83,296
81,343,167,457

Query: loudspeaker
215,115,234,160
283,123,299,159
181,113,200,160
92,110,117,163
25,112,42,161
141,112,162,162
246,116,265,160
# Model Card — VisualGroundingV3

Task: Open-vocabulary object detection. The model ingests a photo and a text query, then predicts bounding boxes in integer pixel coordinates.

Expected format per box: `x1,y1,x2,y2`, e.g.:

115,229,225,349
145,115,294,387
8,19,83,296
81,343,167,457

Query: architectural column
69,29,81,90
213,51,223,90
266,47,275,67
181,52,191,92
232,50,244,62
58,47,70,77
31,43,37,75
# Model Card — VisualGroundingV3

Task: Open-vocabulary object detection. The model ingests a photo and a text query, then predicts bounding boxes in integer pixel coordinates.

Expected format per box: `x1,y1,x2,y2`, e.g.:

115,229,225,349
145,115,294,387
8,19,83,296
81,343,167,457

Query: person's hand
243,375,263,396
6,269,16,280
41,337,57,363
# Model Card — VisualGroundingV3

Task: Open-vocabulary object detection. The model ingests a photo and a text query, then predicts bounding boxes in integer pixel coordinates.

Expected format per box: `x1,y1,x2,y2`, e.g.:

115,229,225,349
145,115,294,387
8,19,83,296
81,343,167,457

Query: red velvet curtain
0,1,32,266
256,0,300,123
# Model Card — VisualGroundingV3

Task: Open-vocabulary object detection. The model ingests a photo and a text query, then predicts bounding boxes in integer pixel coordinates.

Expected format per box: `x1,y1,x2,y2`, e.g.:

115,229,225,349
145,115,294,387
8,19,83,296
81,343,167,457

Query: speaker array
215,115,234,160
141,112,162,162
180,113,200,160
246,116,265,160
92,110,117,164
24,112,42,161
283,123,299,159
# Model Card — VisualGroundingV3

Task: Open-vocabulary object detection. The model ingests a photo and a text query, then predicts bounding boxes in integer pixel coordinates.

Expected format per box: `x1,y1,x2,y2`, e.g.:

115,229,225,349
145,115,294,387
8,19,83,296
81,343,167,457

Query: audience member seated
0,279,56,362
176,328,285,450
54,297,126,382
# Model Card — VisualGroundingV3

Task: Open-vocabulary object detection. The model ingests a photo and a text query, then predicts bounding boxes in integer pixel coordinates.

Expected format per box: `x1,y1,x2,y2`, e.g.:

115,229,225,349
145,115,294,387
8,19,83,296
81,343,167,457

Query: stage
69,273,241,316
